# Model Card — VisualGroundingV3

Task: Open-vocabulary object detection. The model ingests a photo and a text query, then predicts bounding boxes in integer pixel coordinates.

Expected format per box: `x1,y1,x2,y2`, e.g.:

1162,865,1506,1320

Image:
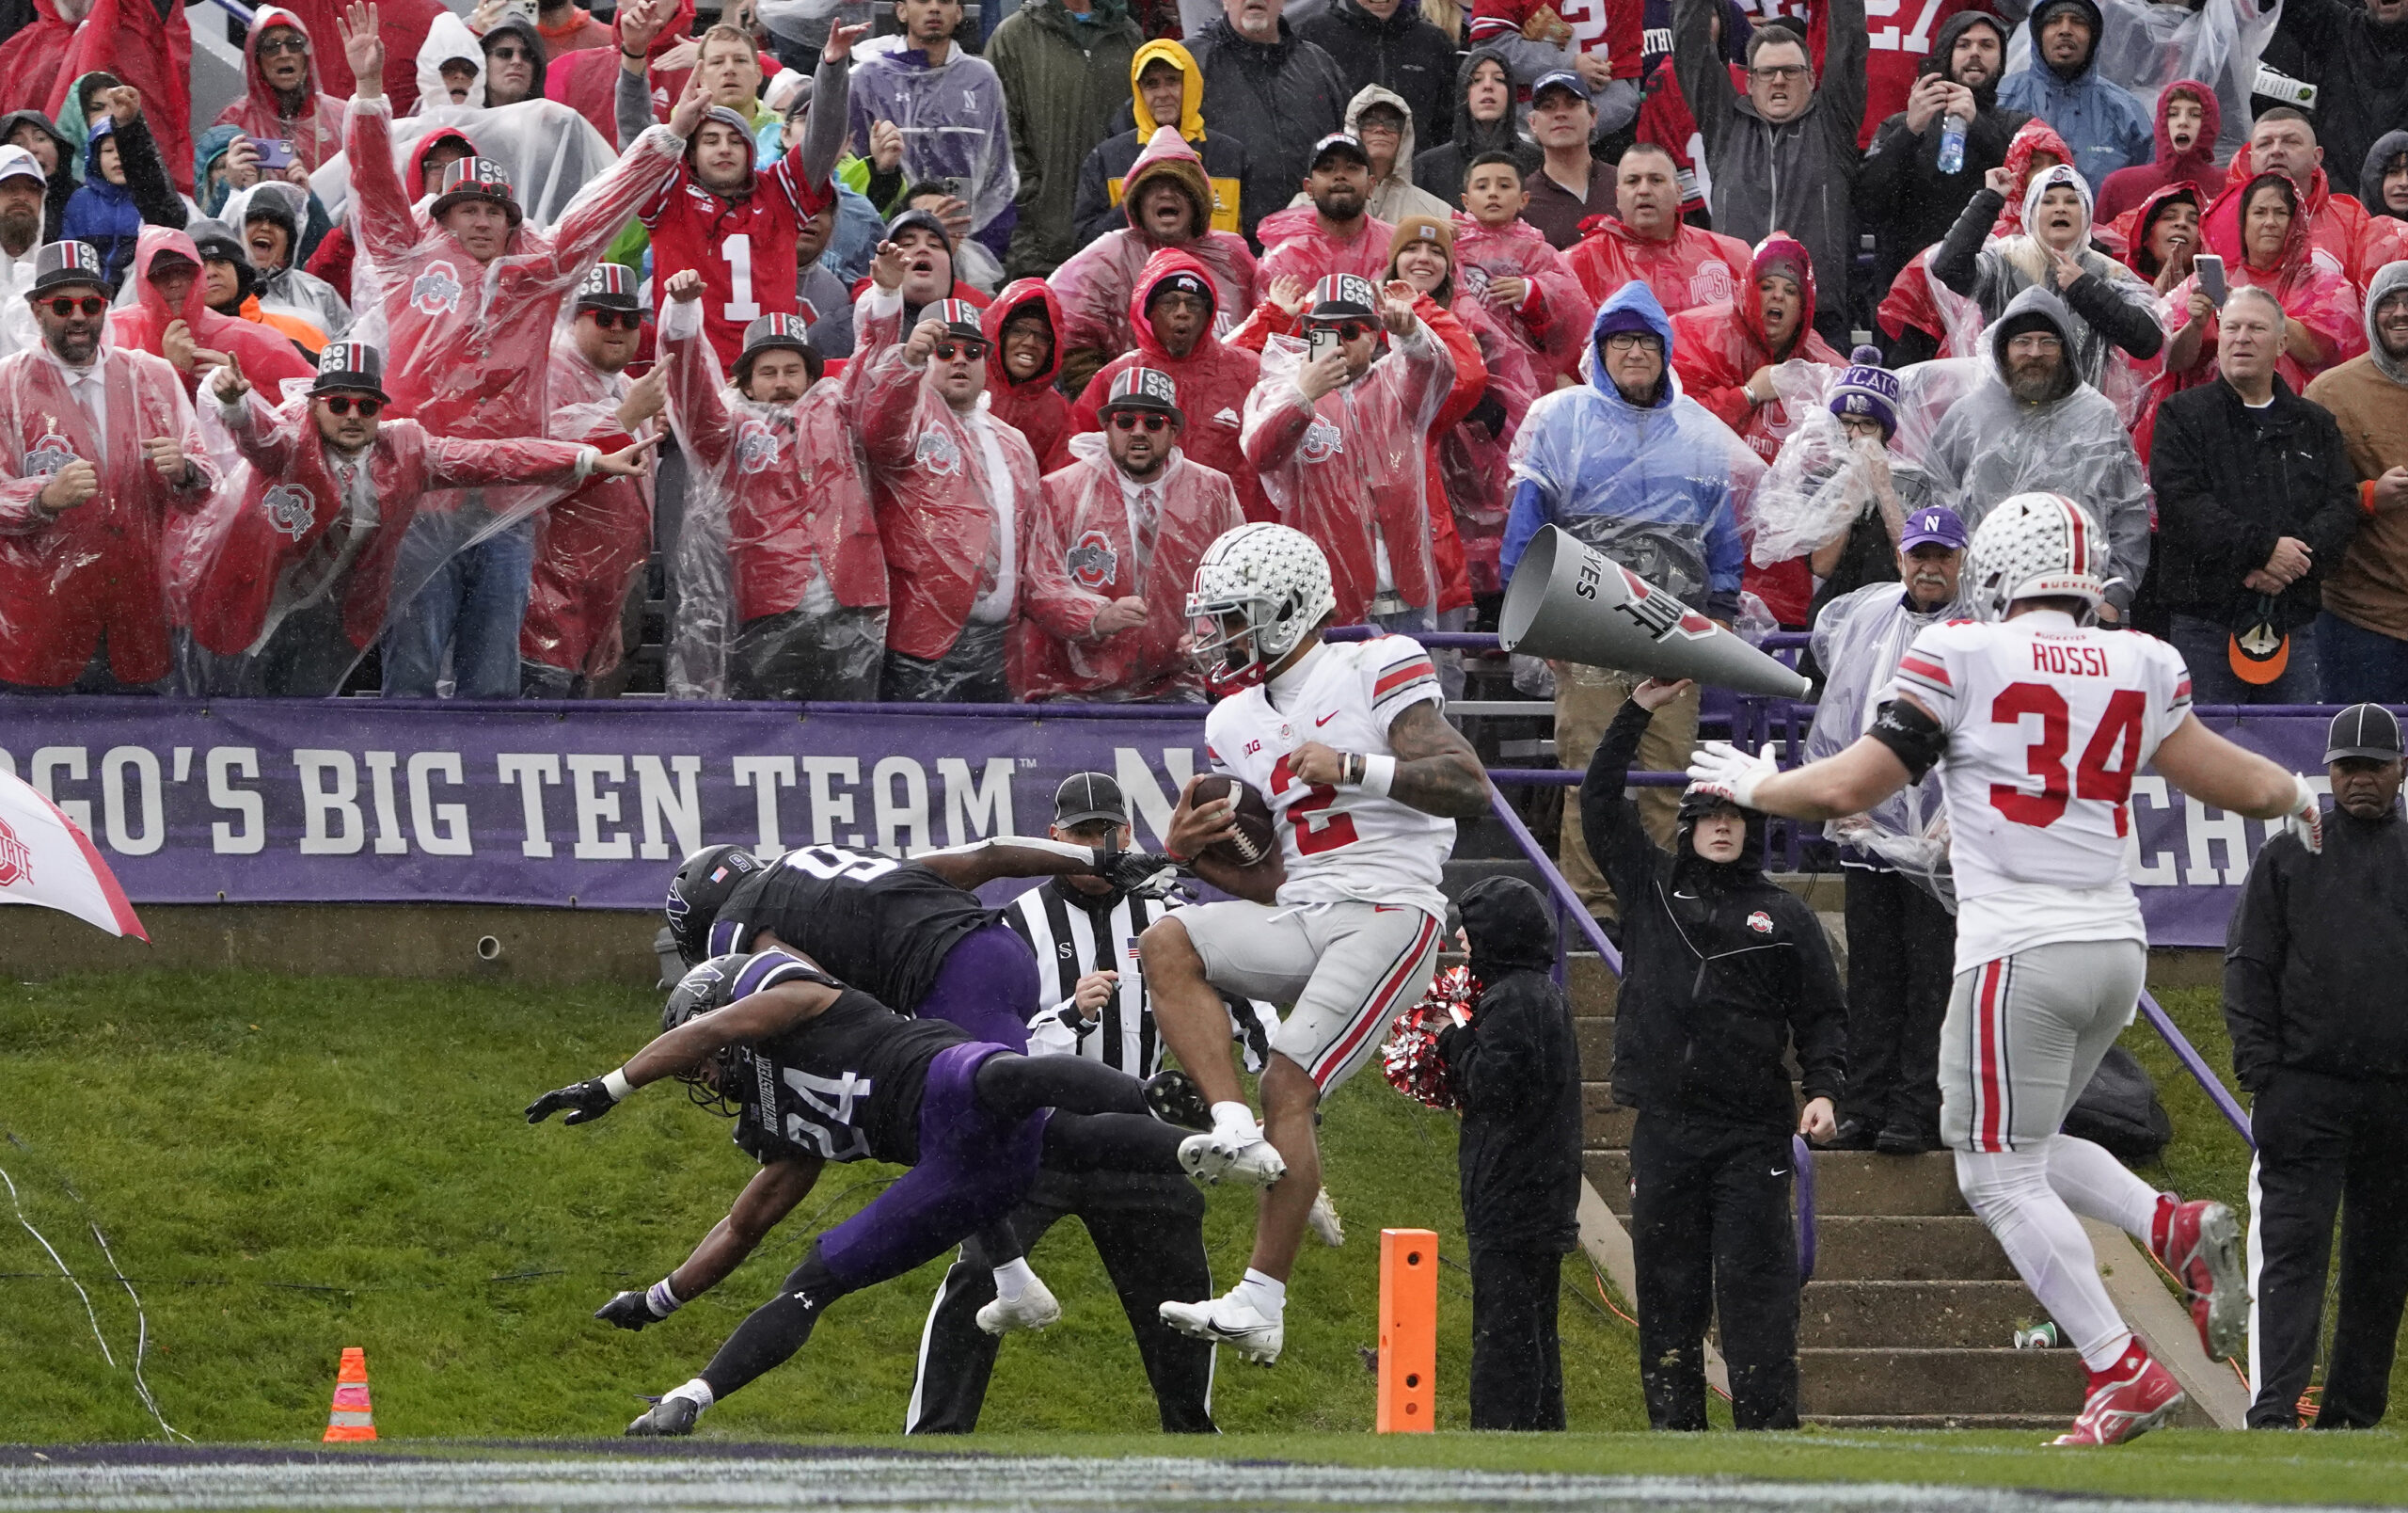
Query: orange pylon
1376,1229,1436,1433
323,1346,376,1441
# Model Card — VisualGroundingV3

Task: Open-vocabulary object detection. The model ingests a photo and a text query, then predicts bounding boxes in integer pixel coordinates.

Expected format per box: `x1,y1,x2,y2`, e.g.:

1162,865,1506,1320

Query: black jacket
2225,806,2408,1089
2147,375,2361,631
1434,877,1583,1253
0,109,76,243
1069,108,1253,253
1857,12,2029,295
1581,700,1846,1128
1295,0,1458,148
2273,0,2408,217
1411,43,1538,206
1182,17,1352,240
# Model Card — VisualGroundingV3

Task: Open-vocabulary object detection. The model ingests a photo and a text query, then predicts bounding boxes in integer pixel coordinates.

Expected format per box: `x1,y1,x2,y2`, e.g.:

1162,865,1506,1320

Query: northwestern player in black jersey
527,944,1283,1436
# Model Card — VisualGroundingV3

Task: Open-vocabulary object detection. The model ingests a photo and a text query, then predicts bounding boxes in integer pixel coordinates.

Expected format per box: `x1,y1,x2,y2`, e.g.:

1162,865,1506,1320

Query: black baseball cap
1054,772,1128,827
2326,704,2403,763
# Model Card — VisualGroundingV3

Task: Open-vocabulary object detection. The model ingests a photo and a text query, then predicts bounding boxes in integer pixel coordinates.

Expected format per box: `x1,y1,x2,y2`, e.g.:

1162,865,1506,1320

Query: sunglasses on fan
583,309,643,331
45,296,105,318
1108,411,1169,433
319,395,382,417
931,339,989,362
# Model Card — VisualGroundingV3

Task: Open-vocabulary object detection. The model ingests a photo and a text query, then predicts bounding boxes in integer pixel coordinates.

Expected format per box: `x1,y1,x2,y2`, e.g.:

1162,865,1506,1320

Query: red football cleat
2154,1197,2246,1362
2053,1342,2185,1447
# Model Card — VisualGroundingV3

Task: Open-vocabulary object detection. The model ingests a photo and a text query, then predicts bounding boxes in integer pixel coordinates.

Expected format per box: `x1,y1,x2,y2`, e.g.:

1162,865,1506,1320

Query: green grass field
5,969,2407,1505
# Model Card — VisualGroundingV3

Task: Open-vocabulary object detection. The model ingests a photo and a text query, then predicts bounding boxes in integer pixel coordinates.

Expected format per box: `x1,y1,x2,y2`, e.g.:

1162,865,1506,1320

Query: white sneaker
1159,1289,1284,1364
1178,1131,1288,1188
974,1273,1062,1336
1307,1187,1345,1247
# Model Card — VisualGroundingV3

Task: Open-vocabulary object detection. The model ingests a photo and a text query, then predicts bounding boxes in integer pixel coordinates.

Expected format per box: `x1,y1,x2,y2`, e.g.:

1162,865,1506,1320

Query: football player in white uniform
1689,493,2325,1447
1140,523,1492,1363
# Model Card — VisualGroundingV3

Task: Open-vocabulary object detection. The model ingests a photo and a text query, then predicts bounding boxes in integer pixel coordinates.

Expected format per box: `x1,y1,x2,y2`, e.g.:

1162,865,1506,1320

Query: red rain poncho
546,0,700,143
520,333,654,679
1434,287,1534,597
0,0,75,121
1668,232,1844,626
214,7,346,174
1242,306,1454,624
852,292,1045,663
984,279,1074,473
1450,212,1587,381
109,228,317,402
1049,126,1258,362
2215,143,2399,290
2094,78,2223,228
2161,170,2366,405
0,339,216,685
272,0,445,113
1016,432,1244,701
185,383,588,657
1072,247,1270,524
44,0,193,193
1257,205,1397,290
1565,215,1752,321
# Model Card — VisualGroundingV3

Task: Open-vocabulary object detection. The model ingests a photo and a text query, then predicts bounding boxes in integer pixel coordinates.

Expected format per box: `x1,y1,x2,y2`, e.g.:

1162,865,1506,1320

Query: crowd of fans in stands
5,0,2408,709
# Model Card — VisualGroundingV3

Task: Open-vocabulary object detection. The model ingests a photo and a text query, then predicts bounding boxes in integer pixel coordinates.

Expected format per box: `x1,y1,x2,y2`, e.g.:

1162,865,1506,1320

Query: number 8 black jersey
708,846,1003,1012
689,948,970,1168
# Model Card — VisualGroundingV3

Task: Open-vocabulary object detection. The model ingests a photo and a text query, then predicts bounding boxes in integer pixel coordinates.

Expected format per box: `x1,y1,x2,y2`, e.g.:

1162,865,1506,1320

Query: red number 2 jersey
1888,612,2193,971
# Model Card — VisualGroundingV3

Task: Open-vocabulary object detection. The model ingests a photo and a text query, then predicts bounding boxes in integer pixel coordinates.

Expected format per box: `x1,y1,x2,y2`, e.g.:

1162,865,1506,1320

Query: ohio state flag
0,771,147,940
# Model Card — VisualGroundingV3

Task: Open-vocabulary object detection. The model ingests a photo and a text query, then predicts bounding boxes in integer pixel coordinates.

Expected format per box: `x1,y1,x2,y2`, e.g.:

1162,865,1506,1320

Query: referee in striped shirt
906,772,1275,1435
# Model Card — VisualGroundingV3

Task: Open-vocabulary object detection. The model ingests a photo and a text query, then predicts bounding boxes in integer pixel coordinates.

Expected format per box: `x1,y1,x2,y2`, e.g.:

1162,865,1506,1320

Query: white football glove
1686,741,1779,810
2284,773,2323,855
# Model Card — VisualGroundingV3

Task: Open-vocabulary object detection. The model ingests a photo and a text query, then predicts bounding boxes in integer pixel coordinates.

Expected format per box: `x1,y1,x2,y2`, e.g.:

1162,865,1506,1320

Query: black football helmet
661,954,746,1117
665,845,760,966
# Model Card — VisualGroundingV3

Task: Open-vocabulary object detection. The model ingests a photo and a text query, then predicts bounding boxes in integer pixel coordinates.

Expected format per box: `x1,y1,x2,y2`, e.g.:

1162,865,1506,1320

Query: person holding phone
214,8,345,174
2162,171,2367,398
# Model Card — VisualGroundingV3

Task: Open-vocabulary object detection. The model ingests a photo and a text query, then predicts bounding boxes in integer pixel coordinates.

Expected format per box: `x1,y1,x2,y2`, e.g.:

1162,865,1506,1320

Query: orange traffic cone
323,1347,376,1441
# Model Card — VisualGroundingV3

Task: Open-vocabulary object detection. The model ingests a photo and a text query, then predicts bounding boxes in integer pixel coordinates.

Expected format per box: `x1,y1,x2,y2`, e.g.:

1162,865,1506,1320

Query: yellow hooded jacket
1107,40,1243,235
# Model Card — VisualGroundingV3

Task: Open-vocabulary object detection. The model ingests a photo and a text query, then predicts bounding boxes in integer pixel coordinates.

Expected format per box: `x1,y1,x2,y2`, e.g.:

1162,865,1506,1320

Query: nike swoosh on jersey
1315,711,1337,726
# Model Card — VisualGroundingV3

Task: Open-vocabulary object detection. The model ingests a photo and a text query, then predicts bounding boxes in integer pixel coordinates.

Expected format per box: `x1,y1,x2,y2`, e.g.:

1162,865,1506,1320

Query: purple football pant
911,919,1040,1051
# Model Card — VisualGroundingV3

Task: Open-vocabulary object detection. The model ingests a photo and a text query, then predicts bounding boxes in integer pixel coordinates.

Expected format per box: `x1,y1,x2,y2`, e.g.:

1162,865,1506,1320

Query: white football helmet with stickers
1963,492,2110,624
1187,523,1337,694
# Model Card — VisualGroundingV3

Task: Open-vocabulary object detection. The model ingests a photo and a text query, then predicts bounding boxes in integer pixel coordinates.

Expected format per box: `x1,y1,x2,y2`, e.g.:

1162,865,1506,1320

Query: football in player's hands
1187,774,1276,868
595,1290,656,1330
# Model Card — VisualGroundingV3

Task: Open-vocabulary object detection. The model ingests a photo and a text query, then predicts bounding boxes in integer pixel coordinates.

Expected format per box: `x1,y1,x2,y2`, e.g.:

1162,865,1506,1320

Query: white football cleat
1178,1131,1288,1188
974,1273,1062,1337
1160,1289,1284,1364
1307,1187,1345,1247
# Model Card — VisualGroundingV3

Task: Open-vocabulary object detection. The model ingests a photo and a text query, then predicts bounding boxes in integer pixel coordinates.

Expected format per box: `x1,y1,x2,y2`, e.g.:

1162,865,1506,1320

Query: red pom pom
1382,964,1479,1111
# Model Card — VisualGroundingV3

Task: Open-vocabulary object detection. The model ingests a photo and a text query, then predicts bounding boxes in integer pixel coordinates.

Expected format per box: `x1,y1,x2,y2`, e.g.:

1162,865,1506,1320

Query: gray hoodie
1924,284,2153,614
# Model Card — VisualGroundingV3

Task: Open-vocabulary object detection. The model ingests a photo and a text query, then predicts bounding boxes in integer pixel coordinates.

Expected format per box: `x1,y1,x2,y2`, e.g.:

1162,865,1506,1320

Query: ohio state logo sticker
22,432,73,476
1746,911,1773,934
411,261,465,316
1457,262,1492,299
736,419,783,475
1065,529,1117,591
262,483,316,540
0,815,29,887
1298,417,1343,464
915,428,962,478
1690,262,1735,308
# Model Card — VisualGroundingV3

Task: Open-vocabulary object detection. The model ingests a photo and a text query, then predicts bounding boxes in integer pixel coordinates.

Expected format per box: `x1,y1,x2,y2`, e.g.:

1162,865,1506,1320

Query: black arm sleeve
2059,269,2165,359
2222,841,2292,1092
1578,699,1666,924
115,115,188,231
1929,186,2003,297
1868,694,1947,780
1438,984,1550,1120
1784,901,1848,1106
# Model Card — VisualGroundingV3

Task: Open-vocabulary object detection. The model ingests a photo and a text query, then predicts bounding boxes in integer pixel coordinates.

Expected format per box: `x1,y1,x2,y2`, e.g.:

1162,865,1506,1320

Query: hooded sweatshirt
1501,280,1751,617
987,0,1143,279
1297,0,1458,155
1924,283,2151,613
984,278,1074,472
2361,131,2408,226
2305,260,2408,641
847,31,1020,261
214,7,346,174
107,226,318,399
1052,126,1259,363
1290,83,1450,226
1433,876,1583,1252
1409,45,1537,206
477,12,549,105
2094,79,2220,228
1074,246,1272,522
0,107,77,243
1069,40,1249,251
1931,162,2164,387
1859,10,2032,294
59,120,145,288
1993,0,2153,195
1580,698,1845,1129
1876,116,2075,357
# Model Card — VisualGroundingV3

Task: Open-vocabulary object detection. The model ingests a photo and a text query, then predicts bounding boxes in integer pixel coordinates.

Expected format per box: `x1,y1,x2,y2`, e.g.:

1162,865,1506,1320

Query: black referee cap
2326,704,2403,763
1054,772,1128,827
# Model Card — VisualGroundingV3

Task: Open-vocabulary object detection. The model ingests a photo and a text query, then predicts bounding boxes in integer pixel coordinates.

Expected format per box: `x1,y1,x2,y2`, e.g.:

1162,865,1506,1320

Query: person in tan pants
1554,662,1701,922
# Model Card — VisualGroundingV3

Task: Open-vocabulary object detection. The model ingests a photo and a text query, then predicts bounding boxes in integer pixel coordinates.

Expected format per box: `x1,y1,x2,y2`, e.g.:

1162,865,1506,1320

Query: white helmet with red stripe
1964,491,2110,624
1187,523,1335,695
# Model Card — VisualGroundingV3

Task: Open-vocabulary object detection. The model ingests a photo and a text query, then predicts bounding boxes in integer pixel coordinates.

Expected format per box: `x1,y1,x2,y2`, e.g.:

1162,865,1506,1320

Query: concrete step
1798,1346,2085,1418
1583,1086,1634,1149
1813,1216,2020,1282
1583,1150,1970,1218
1799,1281,2047,1349
1566,955,1618,1015
1575,1016,1614,1070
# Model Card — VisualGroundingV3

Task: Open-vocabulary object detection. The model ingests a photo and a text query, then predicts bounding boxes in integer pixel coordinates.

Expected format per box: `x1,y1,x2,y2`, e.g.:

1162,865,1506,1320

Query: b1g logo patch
0,815,30,887
1746,911,1773,935
411,260,465,316
1066,529,1117,590
736,419,783,475
22,432,73,477
915,428,962,478
262,484,316,540
1298,417,1343,464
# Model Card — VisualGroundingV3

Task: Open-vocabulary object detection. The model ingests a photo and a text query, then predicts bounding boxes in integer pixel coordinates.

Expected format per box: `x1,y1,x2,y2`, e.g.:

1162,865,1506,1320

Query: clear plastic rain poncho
1436,293,1539,597
1805,578,1960,908
2002,0,2274,162
1243,307,1455,628
519,331,656,691
1751,361,1957,569
1501,281,1762,617
658,298,886,702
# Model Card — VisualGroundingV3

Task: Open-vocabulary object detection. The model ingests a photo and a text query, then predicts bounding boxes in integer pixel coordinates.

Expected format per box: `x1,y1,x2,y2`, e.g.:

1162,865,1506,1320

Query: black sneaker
626,1395,700,1437
1876,1121,1943,1155
1820,1117,1879,1151
1143,1069,1212,1130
